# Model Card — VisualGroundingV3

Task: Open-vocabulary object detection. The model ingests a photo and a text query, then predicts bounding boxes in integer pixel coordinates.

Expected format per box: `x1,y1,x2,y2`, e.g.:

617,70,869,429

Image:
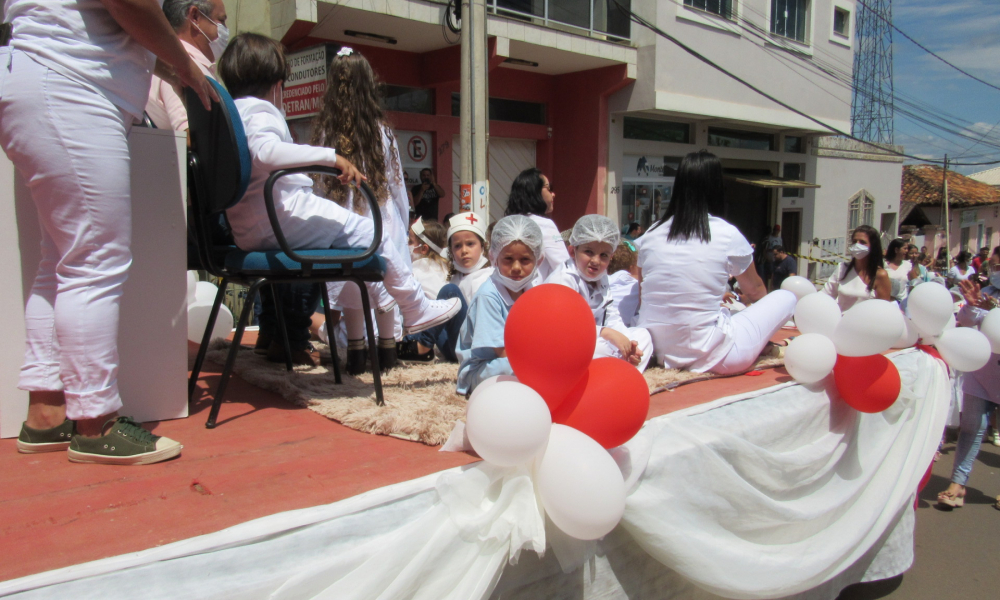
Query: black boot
396,339,434,362
346,339,368,375
377,338,398,372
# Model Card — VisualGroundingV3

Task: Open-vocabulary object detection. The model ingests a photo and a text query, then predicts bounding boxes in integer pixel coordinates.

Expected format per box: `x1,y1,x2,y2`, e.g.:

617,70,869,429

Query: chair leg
321,284,342,384
206,279,262,429
271,283,294,372
189,278,229,401
356,278,384,407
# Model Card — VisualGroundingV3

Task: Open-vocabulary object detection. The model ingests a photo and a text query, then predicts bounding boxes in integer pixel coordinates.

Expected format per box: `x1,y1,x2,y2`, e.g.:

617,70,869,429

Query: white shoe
402,297,461,336
991,429,1000,447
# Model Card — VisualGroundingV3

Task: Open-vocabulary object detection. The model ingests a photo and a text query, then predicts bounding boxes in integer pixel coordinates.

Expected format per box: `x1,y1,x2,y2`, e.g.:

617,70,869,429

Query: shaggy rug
204,341,785,446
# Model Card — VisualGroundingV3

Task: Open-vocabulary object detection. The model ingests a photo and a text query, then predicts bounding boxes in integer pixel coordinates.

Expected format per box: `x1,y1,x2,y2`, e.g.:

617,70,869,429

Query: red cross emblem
465,213,479,224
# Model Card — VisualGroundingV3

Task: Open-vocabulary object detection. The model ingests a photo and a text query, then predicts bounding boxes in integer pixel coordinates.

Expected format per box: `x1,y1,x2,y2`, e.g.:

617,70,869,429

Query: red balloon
552,358,650,449
505,284,596,413
833,354,901,413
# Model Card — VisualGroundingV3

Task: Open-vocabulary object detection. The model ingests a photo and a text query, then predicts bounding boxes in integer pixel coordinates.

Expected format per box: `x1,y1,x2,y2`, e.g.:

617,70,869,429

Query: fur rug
204,341,784,446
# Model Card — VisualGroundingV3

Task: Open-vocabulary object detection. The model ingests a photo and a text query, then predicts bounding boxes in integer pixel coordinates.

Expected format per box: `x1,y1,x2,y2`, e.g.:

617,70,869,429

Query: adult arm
873,268,892,301
99,0,216,109
734,264,768,304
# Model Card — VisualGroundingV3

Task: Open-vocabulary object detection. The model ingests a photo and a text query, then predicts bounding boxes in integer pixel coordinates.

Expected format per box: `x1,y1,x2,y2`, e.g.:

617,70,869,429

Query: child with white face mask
455,215,544,395
446,212,494,302
407,218,450,299
547,215,653,371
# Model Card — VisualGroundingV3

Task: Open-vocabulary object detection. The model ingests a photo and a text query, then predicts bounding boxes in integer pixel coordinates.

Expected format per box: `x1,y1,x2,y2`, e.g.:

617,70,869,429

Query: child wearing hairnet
455,215,545,395
547,215,653,371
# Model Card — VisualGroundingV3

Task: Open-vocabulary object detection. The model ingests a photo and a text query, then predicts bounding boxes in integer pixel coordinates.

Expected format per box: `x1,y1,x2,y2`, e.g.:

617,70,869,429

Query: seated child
547,215,653,371
408,218,450,299
455,215,544,395
607,240,640,327
217,34,460,337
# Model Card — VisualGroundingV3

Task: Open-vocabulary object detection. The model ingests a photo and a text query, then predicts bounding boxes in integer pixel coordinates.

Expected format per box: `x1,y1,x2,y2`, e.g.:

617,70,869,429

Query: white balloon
935,327,992,372
535,424,626,541
468,374,519,404
917,313,956,345
794,292,842,338
892,315,920,349
980,308,1000,354
907,282,954,337
780,275,817,300
186,271,198,306
832,299,906,357
784,333,837,384
194,281,219,305
187,302,234,343
466,381,551,467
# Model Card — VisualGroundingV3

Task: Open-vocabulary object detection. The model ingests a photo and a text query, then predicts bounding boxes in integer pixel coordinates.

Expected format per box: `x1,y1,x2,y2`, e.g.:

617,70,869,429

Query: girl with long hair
311,48,412,374
821,224,891,311
635,151,796,374
883,238,912,302
504,168,569,279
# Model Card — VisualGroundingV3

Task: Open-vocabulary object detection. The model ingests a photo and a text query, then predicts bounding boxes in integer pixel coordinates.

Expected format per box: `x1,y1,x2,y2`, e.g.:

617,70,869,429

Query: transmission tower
851,0,894,144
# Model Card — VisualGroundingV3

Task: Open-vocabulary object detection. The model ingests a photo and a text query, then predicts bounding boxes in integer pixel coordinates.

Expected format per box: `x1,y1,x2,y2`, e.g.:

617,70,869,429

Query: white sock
343,308,366,340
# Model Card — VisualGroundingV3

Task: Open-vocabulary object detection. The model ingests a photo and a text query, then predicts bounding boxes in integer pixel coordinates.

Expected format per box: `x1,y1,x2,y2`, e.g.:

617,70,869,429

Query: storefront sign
283,45,330,119
623,155,679,179
396,131,434,189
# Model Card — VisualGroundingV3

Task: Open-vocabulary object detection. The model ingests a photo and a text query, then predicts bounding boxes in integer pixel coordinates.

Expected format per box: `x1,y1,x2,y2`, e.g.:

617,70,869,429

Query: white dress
411,258,448,299
885,260,911,302
608,270,640,328
822,264,878,312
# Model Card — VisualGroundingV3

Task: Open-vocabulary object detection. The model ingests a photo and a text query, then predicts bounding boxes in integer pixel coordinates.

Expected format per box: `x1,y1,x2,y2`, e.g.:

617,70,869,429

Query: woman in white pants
1,0,215,464
636,151,796,374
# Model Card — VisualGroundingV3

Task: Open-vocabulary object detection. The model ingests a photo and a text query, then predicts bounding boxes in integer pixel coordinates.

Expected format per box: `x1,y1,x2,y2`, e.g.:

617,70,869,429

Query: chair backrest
186,79,252,214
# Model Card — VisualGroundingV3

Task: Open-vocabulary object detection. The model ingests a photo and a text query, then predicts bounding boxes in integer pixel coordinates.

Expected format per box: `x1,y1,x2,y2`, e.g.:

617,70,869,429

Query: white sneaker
991,429,1000,447
402,297,461,336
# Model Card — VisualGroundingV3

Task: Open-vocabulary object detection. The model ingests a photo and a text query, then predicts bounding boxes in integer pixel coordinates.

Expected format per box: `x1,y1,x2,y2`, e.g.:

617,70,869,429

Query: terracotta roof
969,165,1000,187
901,164,1000,207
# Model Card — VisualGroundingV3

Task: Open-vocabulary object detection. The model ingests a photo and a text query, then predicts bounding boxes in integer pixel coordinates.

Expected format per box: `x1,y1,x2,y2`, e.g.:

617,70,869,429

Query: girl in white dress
822,225,892,312
408,218,450,299
504,168,570,279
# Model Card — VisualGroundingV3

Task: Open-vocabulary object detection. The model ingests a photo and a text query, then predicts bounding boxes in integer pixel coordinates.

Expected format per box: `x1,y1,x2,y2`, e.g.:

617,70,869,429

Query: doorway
781,210,802,254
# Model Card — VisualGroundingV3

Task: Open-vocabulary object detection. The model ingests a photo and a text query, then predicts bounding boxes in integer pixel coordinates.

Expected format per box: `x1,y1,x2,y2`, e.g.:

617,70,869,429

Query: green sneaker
68,416,182,466
17,419,76,453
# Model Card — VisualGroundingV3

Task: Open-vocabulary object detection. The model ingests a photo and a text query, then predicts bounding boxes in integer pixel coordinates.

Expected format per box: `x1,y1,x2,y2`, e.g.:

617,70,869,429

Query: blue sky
892,0,1000,174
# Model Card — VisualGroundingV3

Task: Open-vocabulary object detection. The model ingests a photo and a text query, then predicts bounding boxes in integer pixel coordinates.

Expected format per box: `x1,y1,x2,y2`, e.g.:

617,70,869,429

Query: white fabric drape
0,350,948,600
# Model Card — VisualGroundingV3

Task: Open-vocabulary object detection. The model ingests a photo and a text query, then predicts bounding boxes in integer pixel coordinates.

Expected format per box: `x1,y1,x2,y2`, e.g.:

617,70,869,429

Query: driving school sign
282,45,332,119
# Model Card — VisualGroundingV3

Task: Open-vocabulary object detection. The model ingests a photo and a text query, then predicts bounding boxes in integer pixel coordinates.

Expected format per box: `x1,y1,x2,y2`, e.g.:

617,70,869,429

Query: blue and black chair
185,80,389,428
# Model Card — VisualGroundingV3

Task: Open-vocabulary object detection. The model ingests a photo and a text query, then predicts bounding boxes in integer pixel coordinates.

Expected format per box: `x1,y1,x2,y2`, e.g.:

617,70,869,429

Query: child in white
455,216,544,395
408,218,450,299
607,240,641,327
547,215,653,371
446,212,494,302
219,33,460,336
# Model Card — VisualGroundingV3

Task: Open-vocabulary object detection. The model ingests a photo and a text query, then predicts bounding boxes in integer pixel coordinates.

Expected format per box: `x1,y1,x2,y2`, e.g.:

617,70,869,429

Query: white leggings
712,289,797,375
0,50,133,419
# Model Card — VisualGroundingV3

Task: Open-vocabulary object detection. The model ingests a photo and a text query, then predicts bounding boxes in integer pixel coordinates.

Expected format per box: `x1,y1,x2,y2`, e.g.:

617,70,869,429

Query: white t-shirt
636,216,754,371
948,265,975,283
885,260,911,302
608,270,640,328
822,264,877,312
527,215,570,280
6,0,159,118
411,258,448,299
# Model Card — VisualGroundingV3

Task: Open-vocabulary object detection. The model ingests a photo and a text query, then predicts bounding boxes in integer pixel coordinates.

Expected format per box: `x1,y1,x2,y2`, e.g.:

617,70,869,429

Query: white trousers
712,289,797,375
0,50,132,419
595,327,654,372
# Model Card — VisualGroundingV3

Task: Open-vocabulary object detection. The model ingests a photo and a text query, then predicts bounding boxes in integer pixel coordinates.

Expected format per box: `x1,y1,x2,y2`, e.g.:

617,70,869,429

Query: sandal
937,490,965,508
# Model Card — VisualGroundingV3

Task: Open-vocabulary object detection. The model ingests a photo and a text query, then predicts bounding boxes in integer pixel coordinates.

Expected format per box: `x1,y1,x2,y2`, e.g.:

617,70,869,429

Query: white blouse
822,264,877,312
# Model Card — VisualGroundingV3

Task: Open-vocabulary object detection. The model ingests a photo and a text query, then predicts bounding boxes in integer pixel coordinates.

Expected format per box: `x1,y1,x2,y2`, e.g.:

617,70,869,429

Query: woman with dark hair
504,168,569,279
822,225,891,311
947,251,975,288
884,238,912,302
635,151,797,374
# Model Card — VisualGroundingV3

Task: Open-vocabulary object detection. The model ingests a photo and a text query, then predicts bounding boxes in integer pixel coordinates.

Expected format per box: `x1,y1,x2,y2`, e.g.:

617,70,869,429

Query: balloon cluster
780,276,999,412
464,284,650,541
186,271,234,343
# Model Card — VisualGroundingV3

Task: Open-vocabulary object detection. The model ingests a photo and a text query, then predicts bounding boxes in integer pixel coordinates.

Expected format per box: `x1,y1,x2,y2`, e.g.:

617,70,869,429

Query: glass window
833,6,850,37
707,127,775,151
381,85,434,115
623,117,691,144
771,0,810,43
849,191,875,232
451,93,547,125
684,0,734,19
782,163,804,198
783,135,803,153
548,0,591,30
596,0,631,39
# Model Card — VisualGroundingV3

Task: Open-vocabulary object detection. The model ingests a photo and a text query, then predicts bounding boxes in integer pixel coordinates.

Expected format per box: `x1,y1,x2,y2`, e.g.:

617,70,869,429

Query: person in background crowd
971,246,990,274
623,222,643,241
411,168,445,222
906,243,931,288
636,151,796,374
883,238,912,303
771,246,797,290
4,0,217,464
608,241,640,328
146,0,227,130
504,168,569,279
947,251,975,288
934,247,949,274
311,47,412,374
822,225,891,312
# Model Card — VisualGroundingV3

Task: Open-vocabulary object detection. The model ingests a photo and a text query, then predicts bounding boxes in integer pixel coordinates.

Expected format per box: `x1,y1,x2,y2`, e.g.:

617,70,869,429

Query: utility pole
459,0,489,221
943,155,951,269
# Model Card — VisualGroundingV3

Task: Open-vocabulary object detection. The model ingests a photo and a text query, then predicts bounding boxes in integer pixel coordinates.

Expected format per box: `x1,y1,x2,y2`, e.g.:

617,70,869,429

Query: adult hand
175,57,218,110
959,278,996,310
334,156,367,186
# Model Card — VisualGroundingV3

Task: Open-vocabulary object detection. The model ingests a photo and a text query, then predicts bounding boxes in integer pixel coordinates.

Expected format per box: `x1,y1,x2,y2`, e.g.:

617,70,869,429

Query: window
684,0,734,19
623,117,691,144
783,135,804,153
707,127,775,151
833,6,850,38
771,0,809,43
381,85,434,115
782,163,804,197
451,93,547,124
848,190,874,232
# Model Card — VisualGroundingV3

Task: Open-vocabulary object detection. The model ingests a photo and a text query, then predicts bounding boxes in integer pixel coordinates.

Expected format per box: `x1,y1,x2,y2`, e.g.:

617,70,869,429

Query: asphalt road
838,429,1000,599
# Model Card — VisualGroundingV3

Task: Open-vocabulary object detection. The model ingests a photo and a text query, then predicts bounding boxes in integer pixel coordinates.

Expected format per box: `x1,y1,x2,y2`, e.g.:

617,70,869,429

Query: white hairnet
569,214,620,249
490,215,544,263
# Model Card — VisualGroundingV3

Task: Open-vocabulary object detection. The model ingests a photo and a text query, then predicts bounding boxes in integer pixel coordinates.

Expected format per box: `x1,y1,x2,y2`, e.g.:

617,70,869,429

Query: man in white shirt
146,0,227,131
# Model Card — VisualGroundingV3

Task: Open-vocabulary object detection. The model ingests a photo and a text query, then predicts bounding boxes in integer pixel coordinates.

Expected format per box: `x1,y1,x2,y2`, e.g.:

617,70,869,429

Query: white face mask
195,11,230,60
453,254,487,275
408,244,422,263
492,268,535,293
990,273,1000,289
848,243,870,259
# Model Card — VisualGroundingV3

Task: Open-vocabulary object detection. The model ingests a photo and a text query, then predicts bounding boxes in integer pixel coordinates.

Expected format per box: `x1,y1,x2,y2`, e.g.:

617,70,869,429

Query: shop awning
725,174,821,189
